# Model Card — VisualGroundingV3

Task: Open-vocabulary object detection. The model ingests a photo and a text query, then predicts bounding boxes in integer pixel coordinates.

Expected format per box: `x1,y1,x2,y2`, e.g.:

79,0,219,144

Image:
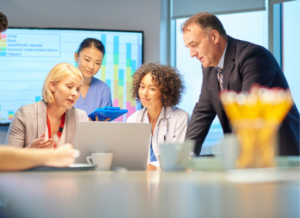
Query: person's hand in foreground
44,144,76,167
0,144,76,171
27,132,55,149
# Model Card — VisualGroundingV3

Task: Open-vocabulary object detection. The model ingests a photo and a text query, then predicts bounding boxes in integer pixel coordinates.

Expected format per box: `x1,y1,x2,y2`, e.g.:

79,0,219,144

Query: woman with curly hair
127,63,189,162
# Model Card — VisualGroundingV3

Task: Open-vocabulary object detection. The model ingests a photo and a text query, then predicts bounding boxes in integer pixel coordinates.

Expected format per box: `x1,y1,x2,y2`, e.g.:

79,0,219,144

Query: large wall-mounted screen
0,28,143,123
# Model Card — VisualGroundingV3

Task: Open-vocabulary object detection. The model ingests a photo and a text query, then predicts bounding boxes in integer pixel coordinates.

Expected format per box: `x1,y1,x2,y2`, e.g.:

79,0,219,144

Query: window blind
172,0,266,19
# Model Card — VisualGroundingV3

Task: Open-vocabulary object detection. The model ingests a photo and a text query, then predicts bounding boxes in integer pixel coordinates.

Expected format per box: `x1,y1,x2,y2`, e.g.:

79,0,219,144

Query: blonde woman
5,63,89,148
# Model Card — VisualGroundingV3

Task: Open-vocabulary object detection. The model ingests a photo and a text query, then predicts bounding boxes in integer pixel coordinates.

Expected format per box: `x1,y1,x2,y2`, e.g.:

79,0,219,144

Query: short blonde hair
42,63,83,103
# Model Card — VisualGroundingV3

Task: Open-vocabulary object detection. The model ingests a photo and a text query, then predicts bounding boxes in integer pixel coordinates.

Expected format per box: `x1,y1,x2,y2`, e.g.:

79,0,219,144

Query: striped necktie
216,67,224,91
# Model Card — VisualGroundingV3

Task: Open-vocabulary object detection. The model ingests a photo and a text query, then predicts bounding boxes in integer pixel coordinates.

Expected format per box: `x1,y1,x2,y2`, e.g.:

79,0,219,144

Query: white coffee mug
212,134,239,169
159,140,195,171
86,153,113,171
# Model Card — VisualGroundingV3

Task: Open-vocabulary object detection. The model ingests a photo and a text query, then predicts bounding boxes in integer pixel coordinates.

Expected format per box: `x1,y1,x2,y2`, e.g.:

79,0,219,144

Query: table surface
0,169,299,218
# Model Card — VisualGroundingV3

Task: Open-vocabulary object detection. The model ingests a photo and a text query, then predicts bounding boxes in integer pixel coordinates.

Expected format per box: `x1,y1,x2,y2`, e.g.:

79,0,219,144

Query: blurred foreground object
0,144,76,171
159,140,194,171
220,85,293,168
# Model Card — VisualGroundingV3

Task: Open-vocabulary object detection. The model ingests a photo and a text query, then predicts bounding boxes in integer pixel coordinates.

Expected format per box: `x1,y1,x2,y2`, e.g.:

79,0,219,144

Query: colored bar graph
106,79,111,89
113,99,118,108
100,34,106,82
125,43,137,119
126,102,136,118
0,36,6,56
118,69,124,86
0,104,4,121
0,30,142,124
131,60,136,75
113,36,124,122
35,96,41,102
8,111,14,120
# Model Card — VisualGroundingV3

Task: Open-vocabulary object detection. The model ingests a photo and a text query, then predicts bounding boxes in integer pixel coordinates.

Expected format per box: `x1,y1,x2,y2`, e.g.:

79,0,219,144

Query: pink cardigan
5,100,88,148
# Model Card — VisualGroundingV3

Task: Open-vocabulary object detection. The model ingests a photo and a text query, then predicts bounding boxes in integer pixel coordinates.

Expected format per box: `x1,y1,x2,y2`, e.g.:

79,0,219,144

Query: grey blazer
5,100,89,148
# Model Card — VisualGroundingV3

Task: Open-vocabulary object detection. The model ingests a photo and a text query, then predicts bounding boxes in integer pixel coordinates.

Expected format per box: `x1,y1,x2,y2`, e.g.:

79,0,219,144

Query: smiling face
139,73,162,108
74,46,103,79
183,23,221,68
49,75,82,109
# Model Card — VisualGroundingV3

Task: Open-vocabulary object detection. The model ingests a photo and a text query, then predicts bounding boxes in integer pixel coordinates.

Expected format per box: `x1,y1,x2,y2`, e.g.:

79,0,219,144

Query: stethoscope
141,107,169,143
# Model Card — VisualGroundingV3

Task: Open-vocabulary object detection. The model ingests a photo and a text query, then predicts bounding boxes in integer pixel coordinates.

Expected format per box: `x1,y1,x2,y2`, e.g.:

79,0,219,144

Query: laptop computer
74,122,151,170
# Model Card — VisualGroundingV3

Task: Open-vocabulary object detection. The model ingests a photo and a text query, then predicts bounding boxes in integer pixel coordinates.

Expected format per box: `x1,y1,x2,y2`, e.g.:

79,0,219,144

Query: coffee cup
159,140,195,171
86,153,113,171
212,134,239,169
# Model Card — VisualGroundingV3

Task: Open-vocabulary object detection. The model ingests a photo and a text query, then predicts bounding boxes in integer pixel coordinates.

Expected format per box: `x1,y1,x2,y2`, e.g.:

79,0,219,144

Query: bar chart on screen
0,28,143,123
100,35,139,121
0,34,7,56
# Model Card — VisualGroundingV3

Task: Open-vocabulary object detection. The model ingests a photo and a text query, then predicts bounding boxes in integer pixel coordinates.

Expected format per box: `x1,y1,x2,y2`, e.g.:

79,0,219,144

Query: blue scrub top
74,77,112,115
150,136,157,162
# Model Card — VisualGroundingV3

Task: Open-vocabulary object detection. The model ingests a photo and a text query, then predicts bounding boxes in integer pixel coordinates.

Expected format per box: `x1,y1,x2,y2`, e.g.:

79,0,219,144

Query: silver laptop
74,122,151,170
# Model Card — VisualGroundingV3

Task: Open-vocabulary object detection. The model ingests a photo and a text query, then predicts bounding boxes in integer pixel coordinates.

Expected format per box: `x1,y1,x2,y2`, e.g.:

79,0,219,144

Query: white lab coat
126,106,190,161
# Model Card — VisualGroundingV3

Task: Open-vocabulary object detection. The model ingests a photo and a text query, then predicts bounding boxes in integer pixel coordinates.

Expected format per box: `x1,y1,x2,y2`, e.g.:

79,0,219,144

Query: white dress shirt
216,43,228,69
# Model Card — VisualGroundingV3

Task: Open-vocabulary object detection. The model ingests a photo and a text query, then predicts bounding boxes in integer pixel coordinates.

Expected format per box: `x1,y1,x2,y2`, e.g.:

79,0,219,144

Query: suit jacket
5,100,89,148
186,36,300,156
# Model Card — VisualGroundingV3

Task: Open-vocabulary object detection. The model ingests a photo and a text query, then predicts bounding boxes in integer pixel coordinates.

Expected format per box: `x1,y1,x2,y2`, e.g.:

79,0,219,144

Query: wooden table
0,169,299,218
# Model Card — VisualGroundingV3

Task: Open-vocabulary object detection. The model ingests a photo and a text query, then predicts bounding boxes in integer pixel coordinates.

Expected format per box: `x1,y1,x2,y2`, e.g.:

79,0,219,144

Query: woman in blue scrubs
74,38,112,115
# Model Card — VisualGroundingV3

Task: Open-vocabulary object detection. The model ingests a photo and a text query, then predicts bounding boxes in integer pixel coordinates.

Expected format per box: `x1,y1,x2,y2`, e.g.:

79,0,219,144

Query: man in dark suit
182,12,300,156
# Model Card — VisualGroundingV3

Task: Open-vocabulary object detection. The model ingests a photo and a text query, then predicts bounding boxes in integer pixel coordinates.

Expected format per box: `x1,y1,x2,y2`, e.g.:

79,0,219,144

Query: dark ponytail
77,38,105,56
